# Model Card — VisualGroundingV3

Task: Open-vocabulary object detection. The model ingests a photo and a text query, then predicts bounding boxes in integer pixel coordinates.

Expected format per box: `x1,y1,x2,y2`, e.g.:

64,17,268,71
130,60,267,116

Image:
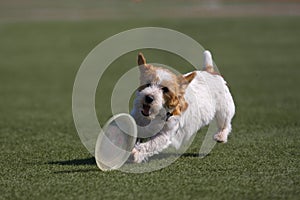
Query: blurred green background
0,1,299,200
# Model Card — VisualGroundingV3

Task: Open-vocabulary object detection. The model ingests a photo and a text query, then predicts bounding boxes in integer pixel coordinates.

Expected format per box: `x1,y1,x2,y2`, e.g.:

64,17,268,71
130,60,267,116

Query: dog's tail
203,50,214,73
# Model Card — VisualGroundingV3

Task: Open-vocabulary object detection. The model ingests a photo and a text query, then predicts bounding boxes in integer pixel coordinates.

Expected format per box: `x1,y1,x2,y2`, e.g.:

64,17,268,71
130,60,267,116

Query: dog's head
132,53,196,123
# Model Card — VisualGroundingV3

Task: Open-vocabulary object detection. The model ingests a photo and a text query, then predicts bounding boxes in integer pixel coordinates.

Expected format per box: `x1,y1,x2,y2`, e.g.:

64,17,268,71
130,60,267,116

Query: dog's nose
145,95,154,104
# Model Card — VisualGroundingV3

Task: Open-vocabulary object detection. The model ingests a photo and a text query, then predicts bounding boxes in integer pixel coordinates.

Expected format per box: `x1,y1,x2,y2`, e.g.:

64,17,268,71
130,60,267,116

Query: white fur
203,50,213,67
156,69,173,81
131,52,235,163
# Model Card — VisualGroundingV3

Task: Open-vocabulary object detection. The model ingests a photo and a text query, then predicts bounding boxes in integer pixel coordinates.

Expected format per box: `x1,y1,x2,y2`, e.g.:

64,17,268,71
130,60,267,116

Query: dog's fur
131,51,235,163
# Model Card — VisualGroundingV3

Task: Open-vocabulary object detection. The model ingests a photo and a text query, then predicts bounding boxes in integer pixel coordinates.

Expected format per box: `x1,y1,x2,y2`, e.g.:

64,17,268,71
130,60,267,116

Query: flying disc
95,113,137,171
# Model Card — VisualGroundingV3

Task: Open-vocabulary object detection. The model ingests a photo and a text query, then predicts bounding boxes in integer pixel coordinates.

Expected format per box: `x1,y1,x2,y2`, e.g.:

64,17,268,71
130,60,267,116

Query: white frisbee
95,113,137,171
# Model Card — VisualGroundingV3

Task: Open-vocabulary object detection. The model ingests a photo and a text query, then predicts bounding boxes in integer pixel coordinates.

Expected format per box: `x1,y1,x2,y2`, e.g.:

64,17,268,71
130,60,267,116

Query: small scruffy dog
131,51,235,163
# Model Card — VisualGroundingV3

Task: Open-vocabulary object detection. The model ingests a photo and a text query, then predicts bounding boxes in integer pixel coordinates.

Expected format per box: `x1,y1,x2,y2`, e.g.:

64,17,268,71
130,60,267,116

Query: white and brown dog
131,51,235,163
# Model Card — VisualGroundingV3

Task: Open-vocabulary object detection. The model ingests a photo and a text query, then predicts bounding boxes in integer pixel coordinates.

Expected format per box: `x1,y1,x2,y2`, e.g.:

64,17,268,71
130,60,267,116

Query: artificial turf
0,17,299,199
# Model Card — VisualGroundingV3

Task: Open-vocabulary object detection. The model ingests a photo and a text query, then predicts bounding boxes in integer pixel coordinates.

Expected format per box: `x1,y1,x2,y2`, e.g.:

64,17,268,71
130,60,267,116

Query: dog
130,51,235,163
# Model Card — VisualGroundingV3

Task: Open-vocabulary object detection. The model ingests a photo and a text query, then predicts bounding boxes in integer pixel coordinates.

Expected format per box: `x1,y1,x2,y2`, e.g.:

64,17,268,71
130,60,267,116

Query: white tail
203,50,213,68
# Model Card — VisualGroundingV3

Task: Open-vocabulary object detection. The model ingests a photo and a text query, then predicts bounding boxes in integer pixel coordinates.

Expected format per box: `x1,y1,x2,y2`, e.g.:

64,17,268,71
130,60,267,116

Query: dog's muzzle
141,95,154,117
141,104,151,117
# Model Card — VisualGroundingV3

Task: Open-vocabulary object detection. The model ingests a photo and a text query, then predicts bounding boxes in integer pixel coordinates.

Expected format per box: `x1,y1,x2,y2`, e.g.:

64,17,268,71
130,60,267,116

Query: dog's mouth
141,104,151,117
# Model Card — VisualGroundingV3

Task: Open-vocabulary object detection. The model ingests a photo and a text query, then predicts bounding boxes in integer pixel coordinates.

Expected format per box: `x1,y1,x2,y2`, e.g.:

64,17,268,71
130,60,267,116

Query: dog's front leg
132,131,172,163
132,116,179,163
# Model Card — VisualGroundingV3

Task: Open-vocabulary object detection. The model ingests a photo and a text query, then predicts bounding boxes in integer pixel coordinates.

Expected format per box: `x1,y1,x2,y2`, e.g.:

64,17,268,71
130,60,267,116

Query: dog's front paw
131,147,147,163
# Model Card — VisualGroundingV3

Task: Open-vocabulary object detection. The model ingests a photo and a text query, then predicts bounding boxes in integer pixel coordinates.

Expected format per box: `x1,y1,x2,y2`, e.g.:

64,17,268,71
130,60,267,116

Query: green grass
0,17,300,199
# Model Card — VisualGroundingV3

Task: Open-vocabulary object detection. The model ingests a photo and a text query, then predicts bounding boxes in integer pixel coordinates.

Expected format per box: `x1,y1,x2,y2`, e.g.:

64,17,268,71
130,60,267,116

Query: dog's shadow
47,158,98,174
149,152,208,160
48,152,205,171
48,157,96,166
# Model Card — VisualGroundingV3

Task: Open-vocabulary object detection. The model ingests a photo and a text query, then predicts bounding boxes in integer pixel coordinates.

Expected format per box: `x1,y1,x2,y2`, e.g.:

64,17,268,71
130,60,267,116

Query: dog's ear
170,72,196,116
138,52,152,75
138,52,146,66
179,71,196,90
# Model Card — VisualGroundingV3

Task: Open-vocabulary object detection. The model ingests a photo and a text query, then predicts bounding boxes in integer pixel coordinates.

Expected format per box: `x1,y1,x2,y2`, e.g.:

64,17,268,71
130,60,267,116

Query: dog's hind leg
213,118,232,143
213,95,235,143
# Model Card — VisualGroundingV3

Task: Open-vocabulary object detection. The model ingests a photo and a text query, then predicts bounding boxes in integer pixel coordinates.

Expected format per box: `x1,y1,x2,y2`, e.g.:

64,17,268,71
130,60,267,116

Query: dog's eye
162,87,169,93
146,83,151,87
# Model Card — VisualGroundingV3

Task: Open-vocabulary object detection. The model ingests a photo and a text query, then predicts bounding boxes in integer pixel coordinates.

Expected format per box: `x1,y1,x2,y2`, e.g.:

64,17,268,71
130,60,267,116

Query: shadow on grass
148,152,210,162
48,158,98,174
47,152,207,173
48,157,96,166
48,152,206,167
53,169,99,174
182,153,203,157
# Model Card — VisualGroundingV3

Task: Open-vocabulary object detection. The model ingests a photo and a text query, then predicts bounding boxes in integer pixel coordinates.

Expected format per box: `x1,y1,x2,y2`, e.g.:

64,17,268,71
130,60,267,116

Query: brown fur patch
163,72,196,116
185,71,197,81
139,65,160,85
163,90,179,110
205,65,220,76
171,96,189,116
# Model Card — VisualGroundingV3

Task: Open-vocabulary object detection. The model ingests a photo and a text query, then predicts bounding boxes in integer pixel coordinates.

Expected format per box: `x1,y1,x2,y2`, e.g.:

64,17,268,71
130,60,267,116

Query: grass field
1,17,300,199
